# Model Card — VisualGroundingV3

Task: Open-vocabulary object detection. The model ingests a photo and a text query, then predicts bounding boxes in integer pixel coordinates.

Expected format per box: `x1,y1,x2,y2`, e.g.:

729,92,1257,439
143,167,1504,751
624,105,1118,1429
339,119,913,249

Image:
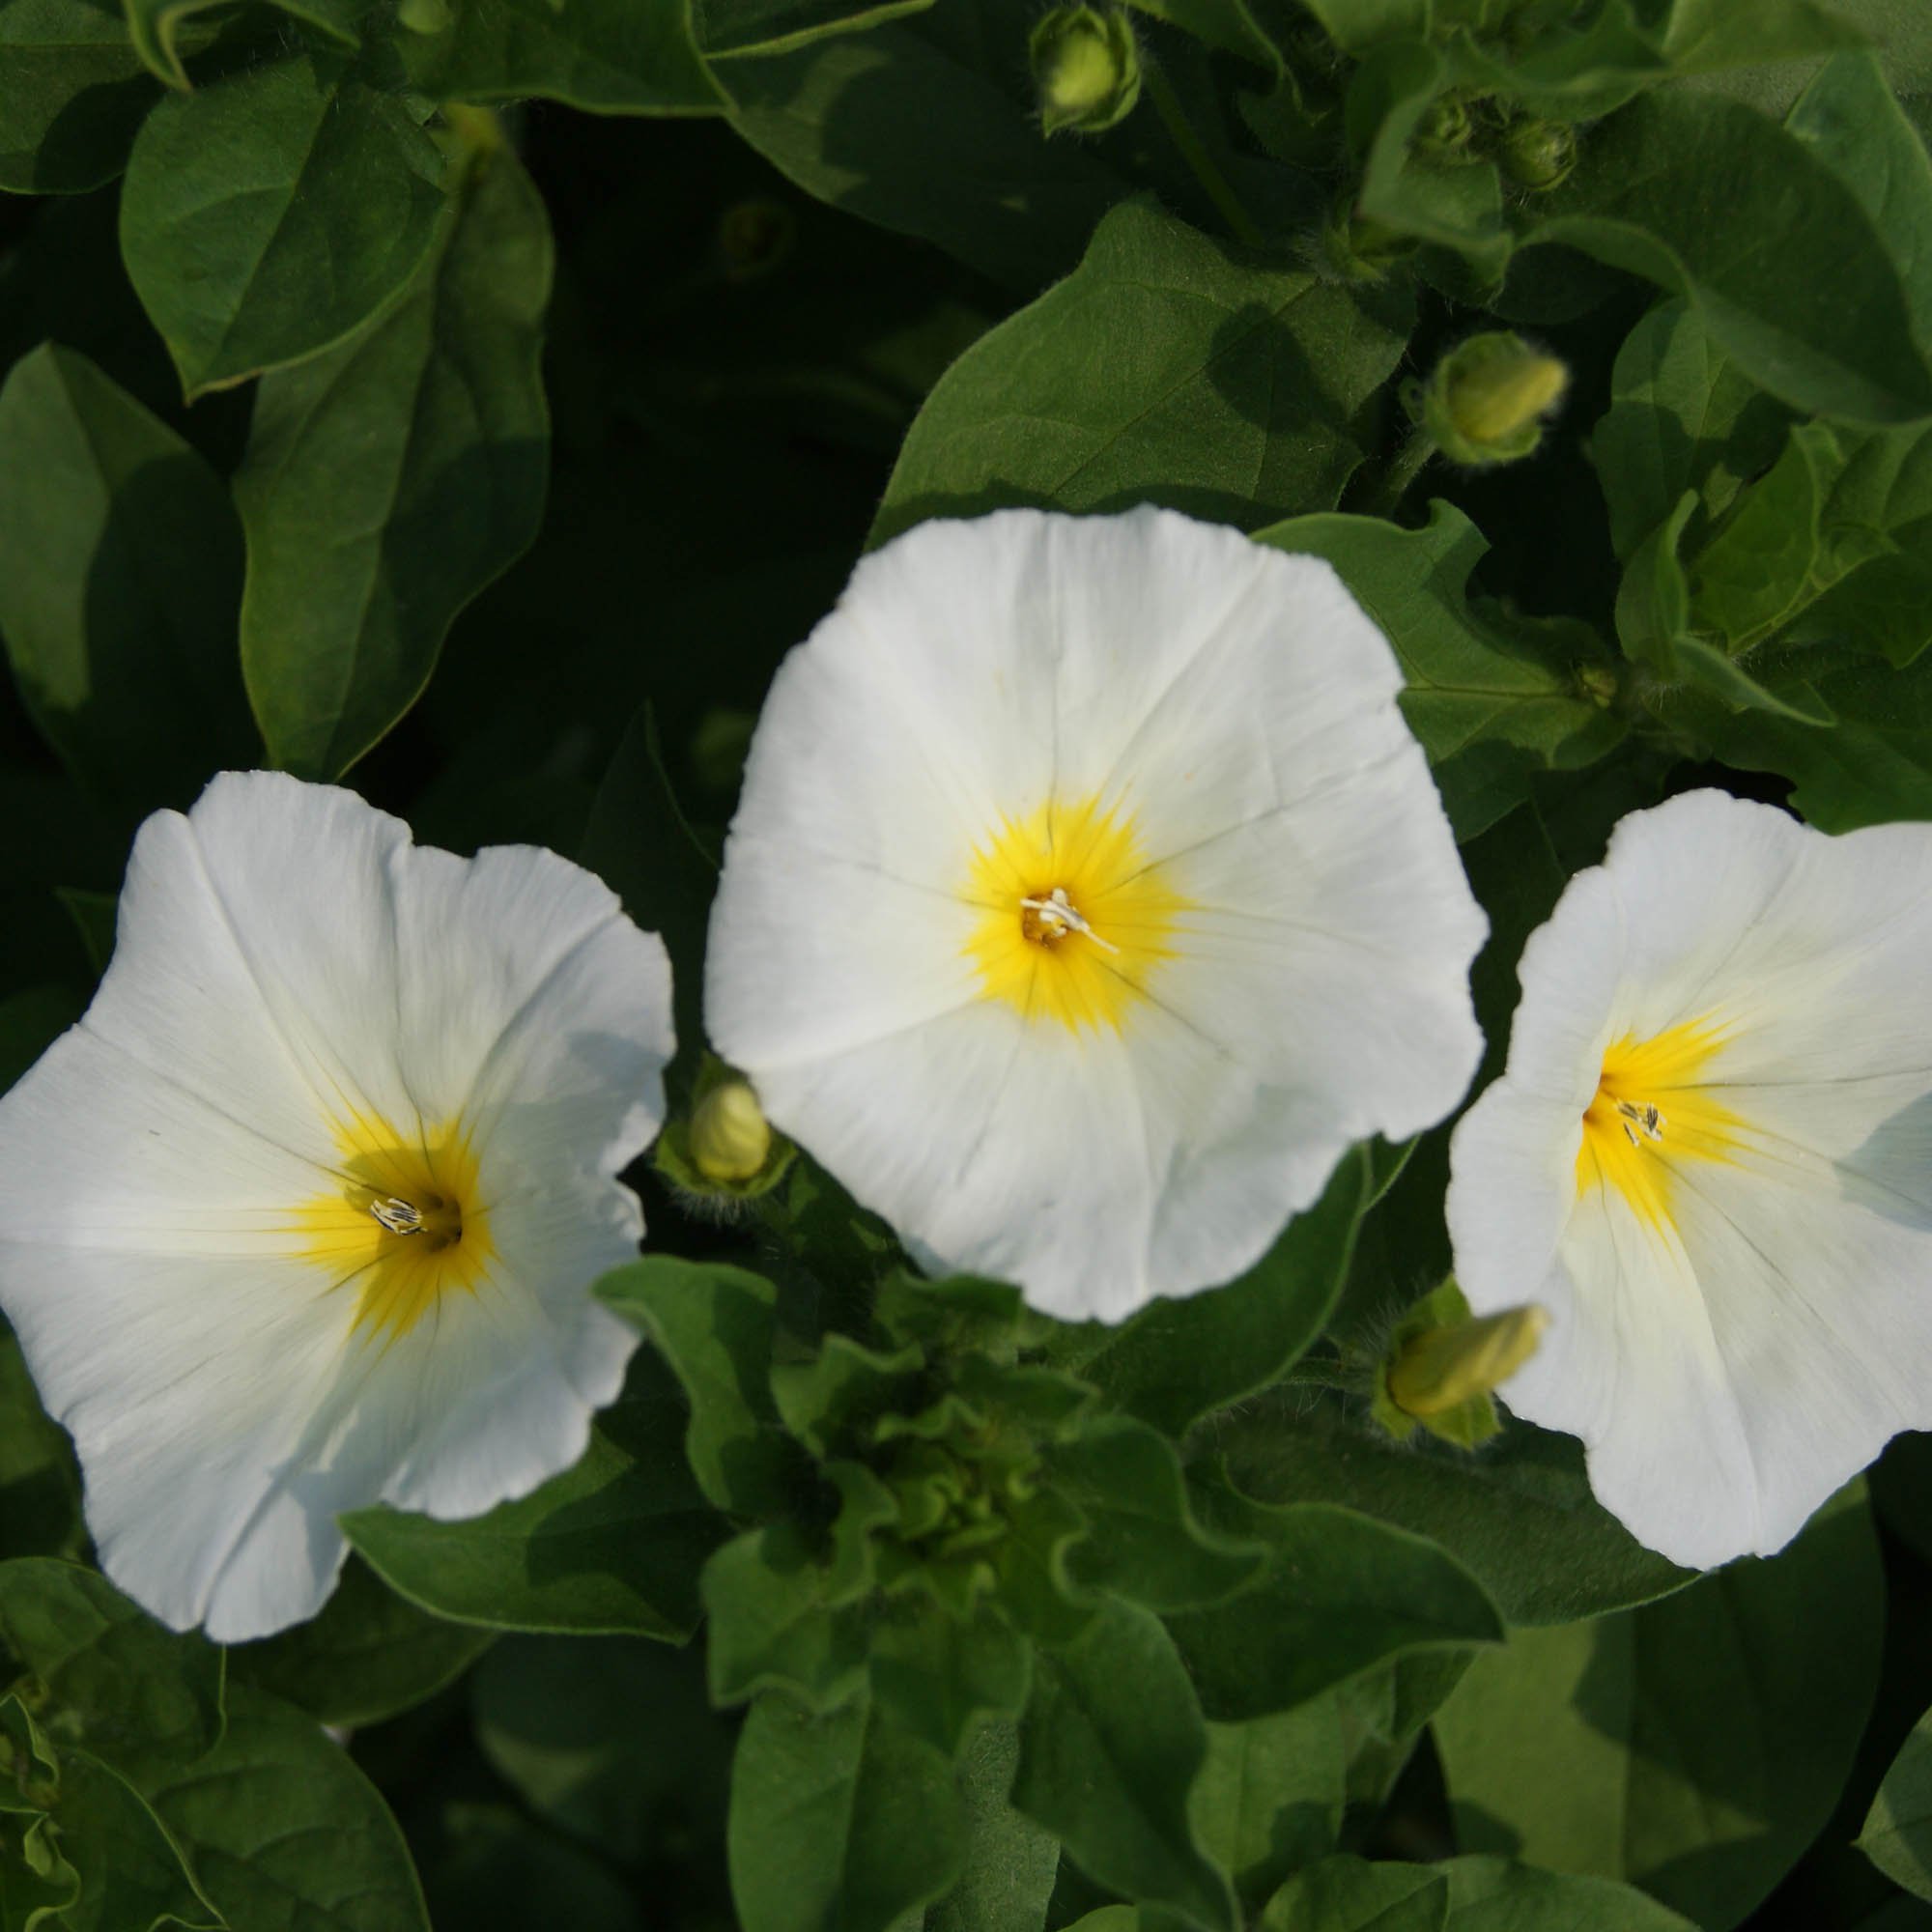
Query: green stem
1364,427,1436,522
1144,65,1264,250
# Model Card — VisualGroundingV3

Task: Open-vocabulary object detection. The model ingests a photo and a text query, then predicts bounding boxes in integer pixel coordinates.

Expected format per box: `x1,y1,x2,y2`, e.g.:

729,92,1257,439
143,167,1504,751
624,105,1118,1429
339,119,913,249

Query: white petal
0,775,674,1639
1450,788,1932,1569
710,508,1487,1320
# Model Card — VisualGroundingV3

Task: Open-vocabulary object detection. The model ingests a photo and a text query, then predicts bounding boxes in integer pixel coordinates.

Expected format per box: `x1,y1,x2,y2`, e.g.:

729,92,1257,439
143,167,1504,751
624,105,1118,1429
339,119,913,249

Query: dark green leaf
1254,506,1623,842
873,197,1411,545
0,343,254,810
1861,1706,1932,1901
141,1682,429,1931
43,1747,220,1932
1123,0,1277,69
0,0,157,193
597,1255,805,1519
729,1687,967,1932
869,1594,1032,1760
1051,1416,1264,1612
1013,1598,1234,1932
238,136,550,779
771,1333,924,1461
344,1349,724,1637
699,0,933,59
1166,1495,1502,1723
423,1804,642,1932
1066,1146,1369,1440
0,985,81,1102
408,0,725,111
227,1555,494,1726
119,49,447,397
122,0,361,89
1217,1393,1692,1624
0,1558,222,1779
55,887,116,980
927,1718,1060,1932
0,1324,82,1564
1435,1486,1884,1931
1257,1855,1446,1932
1193,1699,1346,1916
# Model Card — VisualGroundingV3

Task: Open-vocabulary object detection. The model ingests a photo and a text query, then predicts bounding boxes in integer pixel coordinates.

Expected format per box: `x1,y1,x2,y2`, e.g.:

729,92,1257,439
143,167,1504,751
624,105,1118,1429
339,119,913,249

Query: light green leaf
1256,505,1624,841
1258,1855,1446,1932
874,197,1411,545
1014,1598,1235,1932
1063,1146,1369,1440
1861,1705,1932,1900
409,0,724,110
119,48,447,397
1166,1496,1503,1722
226,1555,494,1727
1443,1855,1698,1930
237,137,550,779
1217,1393,1692,1625
0,1558,222,1780
0,0,157,193
869,1596,1032,1761
122,0,361,89
1296,0,1426,55
1193,1700,1347,1916
770,1333,923,1462
1434,1487,1884,1931
0,344,254,810
344,1350,724,1637
596,1255,805,1519
926,1719,1060,1932
729,1687,967,1932
142,1682,429,1931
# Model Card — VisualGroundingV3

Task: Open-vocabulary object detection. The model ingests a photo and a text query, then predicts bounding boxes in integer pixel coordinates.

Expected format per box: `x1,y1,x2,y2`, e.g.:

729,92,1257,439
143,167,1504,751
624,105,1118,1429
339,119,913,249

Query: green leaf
699,0,934,60
1443,1856,1698,1930
1217,1393,1692,1624
1296,0,1426,56
0,1323,82,1563
1257,1855,1446,1932
226,1555,494,1727
1861,1706,1932,1901
423,1804,642,1932
142,1682,429,1931
122,0,361,89
1193,1700,1346,1916
1013,1598,1234,1932
1434,1486,1885,1931
471,1635,731,1866
237,136,550,779
1122,0,1278,70
596,1255,805,1519
56,887,116,980
703,1462,895,1709
0,0,158,193
407,0,725,111
729,1687,967,1932
344,1349,725,1637
873,197,1411,545
1254,506,1624,842
43,1747,221,1932
1050,1417,1264,1612
0,1811,78,1927
0,1558,222,1780
1065,1145,1370,1440
119,48,447,397
1528,87,1932,425
771,1333,924,1461
1165,1495,1502,1723
720,2,1124,292
927,1718,1060,1932
0,344,254,810
868,1595,1032,1760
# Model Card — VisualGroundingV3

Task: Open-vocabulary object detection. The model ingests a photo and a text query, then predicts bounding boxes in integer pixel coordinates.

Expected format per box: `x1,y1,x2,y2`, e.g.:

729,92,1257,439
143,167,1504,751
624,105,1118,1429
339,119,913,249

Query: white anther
371,1196,425,1236
1020,887,1120,954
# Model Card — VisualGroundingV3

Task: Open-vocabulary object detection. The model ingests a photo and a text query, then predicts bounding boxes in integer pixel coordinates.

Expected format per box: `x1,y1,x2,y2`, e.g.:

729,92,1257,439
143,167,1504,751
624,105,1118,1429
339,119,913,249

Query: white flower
0,772,673,1641
705,506,1488,1321
1448,789,1932,1570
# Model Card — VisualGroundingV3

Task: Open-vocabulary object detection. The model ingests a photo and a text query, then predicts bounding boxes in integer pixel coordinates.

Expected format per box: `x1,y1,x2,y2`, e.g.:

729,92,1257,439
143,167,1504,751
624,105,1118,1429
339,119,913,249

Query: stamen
371,1196,425,1236
1019,886,1121,954
1614,1098,1665,1148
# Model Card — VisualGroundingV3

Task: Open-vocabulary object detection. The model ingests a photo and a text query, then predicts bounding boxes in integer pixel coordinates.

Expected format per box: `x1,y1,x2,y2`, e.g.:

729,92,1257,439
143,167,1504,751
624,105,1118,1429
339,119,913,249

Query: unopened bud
1500,117,1577,190
1416,95,1473,162
691,1079,772,1183
1031,6,1141,136
1387,1303,1548,1419
1423,330,1569,466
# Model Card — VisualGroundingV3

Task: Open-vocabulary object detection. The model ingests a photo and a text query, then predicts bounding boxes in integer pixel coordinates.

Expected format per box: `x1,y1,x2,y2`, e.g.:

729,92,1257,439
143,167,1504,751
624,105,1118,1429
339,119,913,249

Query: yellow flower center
962,795,1185,1034
292,1109,496,1344
1576,1016,1742,1230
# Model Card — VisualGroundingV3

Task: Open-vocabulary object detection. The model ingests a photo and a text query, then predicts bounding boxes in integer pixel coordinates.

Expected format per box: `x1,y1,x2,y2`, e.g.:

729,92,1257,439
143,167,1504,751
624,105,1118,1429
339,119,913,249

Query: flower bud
1387,1303,1548,1420
1421,330,1569,467
1030,6,1141,136
691,1078,772,1183
1415,95,1474,162
1500,117,1577,190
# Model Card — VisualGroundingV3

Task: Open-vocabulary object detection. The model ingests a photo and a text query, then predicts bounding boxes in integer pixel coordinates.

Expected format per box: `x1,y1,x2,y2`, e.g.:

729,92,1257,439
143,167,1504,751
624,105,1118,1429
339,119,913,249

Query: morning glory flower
706,506,1488,1321
0,772,673,1641
1447,789,1932,1569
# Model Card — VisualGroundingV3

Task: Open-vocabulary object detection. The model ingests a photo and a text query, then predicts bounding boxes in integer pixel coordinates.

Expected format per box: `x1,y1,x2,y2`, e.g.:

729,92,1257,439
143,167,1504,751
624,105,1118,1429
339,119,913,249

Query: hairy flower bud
1370,1280,1547,1448
1030,6,1141,136
1500,117,1577,190
1421,330,1569,466
691,1078,773,1183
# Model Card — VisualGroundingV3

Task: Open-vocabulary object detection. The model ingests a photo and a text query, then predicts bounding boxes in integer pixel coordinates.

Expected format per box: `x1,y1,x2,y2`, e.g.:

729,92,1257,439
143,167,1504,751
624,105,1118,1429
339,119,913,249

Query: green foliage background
2,0,1932,1927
